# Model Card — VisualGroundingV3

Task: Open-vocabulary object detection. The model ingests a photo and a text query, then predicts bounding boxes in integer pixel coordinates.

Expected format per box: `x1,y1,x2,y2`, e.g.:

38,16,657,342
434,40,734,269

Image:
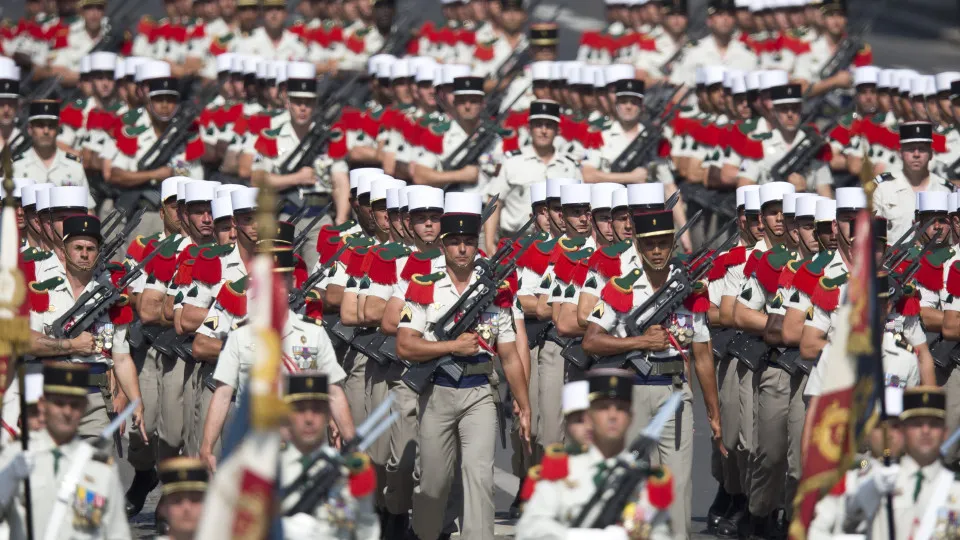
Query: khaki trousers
627,383,694,540
342,348,369,428
536,340,565,450
511,344,541,480
748,367,807,517
128,346,161,470
413,384,496,540
365,358,392,509
157,353,198,460
940,365,960,466
384,374,420,515
78,393,112,448
717,356,743,494
192,363,219,457
736,361,757,495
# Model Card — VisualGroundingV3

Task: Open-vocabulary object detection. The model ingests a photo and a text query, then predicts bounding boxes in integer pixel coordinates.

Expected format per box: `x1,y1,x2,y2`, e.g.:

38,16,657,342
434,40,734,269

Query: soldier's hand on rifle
151,166,174,181
297,166,317,186
70,332,97,356
830,70,853,90
450,333,481,356
131,401,148,443
454,165,480,183
710,416,727,457
786,172,807,192
631,167,649,183
638,326,670,352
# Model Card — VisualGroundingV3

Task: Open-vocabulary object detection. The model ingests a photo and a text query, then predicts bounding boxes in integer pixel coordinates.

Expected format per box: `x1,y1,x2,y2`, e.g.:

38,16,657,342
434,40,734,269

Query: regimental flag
789,209,884,540
0,148,31,439
196,188,289,540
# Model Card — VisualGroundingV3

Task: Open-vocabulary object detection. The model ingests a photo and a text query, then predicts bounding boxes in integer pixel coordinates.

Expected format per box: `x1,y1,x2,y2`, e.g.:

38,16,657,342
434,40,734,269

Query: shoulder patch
63,151,81,163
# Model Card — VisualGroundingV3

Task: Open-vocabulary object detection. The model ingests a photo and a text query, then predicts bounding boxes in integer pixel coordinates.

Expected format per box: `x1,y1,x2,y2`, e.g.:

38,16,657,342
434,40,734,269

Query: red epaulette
61,103,85,130
853,44,872,67
743,249,763,279
495,270,519,308
28,278,61,313
401,249,441,281
782,33,811,55
519,465,541,503
184,128,205,161
145,240,179,282
191,247,223,285
294,254,308,289
707,252,728,282
945,260,960,298
304,290,323,319
173,258,196,287
108,295,134,325
540,444,569,481
116,126,141,157
916,254,946,292
516,238,554,276
600,268,643,314
346,453,376,498
647,467,674,510
896,285,921,317
829,122,853,147
934,132,948,154
345,246,372,279
552,248,589,285
345,31,365,54
755,250,791,294
369,245,409,286
682,281,710,313
126,235,157,263
215,278,247,317
811,274,848,312
327,124,348,159
405,272,445,305
254,130,279,158
829,473,846,497
473,40,495,61
588,242,628,280
106,262,127,288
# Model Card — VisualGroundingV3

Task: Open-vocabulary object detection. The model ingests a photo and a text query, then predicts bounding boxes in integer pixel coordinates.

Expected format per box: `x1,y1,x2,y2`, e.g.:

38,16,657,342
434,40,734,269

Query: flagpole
0,147,33,540
863,177,896,540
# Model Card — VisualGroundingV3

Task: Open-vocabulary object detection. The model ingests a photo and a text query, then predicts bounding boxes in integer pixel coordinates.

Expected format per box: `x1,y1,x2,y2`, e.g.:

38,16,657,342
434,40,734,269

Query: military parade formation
1,0,960,539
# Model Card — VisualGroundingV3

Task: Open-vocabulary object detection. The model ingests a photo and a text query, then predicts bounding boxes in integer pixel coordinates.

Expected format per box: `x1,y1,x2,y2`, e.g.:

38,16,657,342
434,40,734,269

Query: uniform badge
400,306,412,324
591,303,604,318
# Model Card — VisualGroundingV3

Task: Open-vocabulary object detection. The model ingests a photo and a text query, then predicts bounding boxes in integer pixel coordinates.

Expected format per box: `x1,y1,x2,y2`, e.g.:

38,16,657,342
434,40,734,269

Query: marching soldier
27,214,147,443
472,0,528,81
667,0,758,89
736,83,834,195
0,60,21,152
516,371,673,540
21,183,54,253
59,52,118,154
35,0,109,87
0,363,130,539
155,457,209,540
793,0,872,97
398,192,532,540
582,209,723,538
13,100,93,197
484,100,581,254
873,122,953,243
235,0,308,60
278,373,380,540
200,242,356,472
109,62,205,239
581,78,655,184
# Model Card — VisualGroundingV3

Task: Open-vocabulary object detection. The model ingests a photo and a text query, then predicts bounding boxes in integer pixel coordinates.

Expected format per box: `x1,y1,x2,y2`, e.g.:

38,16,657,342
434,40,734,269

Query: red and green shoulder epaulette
61,99,87,130
754,247,794,294
126,233,161,263
915,247,955,292
811,272,850,312
28,277,64,313
646,467,675,510
404,271,446,305
588,240,632,280
600,268,643,314
682,281,710,313
539,443,569,481
495,267,519,308
369,243,412,286
896,282,921,317
108,294,134,325
516,237,558,276
116,125,149,157
551,236,586,267
400,248,442,282
191,244,235,286
215,276,248,317
144,237,182,283
790,250,834,296
254,126,282,158
553,247,595,287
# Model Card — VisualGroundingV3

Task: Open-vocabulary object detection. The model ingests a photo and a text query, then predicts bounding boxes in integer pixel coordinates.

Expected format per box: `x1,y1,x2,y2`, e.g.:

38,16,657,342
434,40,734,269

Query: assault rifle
289,240,356,313
401,225,539,394
440,85,529,172
881,218,932,272
94,206,147,276
571,392,683,527
770,120,839,184
291,202,333,253
660,23,708,77
282,394,398,516
817,1,888,81
52,236,177,339
137,84,218,171
99,207,125,240
561,220,737,370
609,87,690,174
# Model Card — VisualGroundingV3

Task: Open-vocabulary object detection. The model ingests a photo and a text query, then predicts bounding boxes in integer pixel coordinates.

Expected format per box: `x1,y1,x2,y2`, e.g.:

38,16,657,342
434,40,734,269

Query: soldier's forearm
693,342,721,422
179,304,208,334
499,342,530,411
329,385,355,441
112,354,142,403
361,296,386,326
201,384,233,454
799,326,828,361
136,291,166,324
921,306,944,333
192,334,223,363
396,329,457,363
733,303,767,333
781,308,807,346
28,331,75,357
916,344,937,386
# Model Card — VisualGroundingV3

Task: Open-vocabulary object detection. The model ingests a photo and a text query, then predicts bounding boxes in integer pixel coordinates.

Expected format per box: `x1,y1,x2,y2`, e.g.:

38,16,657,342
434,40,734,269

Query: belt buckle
672,374,683,387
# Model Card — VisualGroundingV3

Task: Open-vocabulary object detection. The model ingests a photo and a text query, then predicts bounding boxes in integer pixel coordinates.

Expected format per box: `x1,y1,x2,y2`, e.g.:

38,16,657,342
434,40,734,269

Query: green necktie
913,470,924,503
52,448,62,476
593,462,608,488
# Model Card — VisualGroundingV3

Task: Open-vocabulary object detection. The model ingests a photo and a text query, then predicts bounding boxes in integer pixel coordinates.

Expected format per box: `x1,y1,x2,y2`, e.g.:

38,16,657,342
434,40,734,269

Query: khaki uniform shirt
669,35,758,88
339,22,384,72
0,431,130,540
471,33,526,79
872,171,952,244
582,121,647,172
793,35,838,83
213,312,346,403
250,120,346,195
485,147,581,233
516,445,672,540
12,148,93,206
737,128,834,192
412,120,503,196
48,25,104,69
110,116,204,179
279,444,380,540
234,27,307,61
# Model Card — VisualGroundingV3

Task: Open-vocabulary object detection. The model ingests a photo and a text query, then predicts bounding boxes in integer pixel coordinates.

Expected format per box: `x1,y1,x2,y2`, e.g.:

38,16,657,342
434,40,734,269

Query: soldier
26,214,147,443
109,62,205,239
0,363,130,539
234,1,309,60
59,52,118,155
516,371,673,540
20,183,55,253
155,457,209,540
635,0,688,84
873,122,953,243
668,0,758,89
398,192,531,540
249,61,347,267
12,100,93,196
581,208,723,538
736,83,833,195
201,242,356,472
793,0,872,97
0,60,21,153
581,78,655,184
34,0,109,86
472,0,528,82
278,373,380,540
211,192,237,244
484,100,581,254
560,379,591,449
